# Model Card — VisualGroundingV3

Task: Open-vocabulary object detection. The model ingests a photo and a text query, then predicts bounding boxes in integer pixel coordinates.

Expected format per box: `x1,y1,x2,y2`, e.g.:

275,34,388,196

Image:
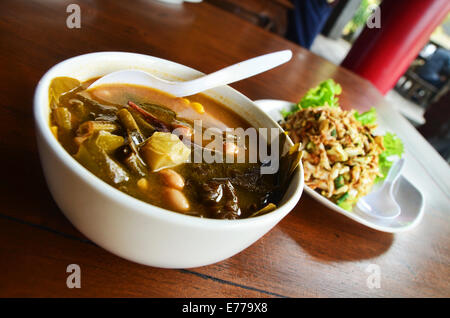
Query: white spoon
357,158,405,220
87,50,293,97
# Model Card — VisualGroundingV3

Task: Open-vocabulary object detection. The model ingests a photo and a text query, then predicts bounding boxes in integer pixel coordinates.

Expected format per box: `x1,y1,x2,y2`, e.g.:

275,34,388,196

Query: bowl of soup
34,52,304,268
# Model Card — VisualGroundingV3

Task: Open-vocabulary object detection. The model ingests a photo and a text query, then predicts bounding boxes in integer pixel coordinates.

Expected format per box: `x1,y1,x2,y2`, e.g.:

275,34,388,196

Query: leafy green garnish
280,104,299,118
280,79,342,119
354,107,377,125
382,132,404,157
338,200,354,211
376,132,404,182
298,79,342,109
353,109,404,183
336,192,358,211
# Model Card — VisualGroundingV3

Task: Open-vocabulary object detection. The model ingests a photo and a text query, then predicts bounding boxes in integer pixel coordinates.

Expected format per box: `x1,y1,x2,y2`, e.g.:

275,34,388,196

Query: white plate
254,99,425,233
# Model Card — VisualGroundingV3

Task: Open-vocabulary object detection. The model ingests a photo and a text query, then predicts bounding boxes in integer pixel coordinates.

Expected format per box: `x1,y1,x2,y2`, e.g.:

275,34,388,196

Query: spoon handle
174,50,293,97
384,157,405,184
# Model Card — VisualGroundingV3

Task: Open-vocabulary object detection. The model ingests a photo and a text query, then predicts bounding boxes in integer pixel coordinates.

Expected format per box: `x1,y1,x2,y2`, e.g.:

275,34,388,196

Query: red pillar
341,0,450,95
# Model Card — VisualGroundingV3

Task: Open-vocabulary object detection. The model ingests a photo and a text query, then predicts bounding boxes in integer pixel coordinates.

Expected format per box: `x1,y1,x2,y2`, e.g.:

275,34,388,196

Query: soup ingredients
159,169,185,190
137,177,149,192
77,120,120,137
49,76,301,219
201,180,241,219
163,187,190,212
250,203,277,217
141,132,191,171
53,107,72,130
190,102,205,114
74,131,129,184
128,101,170,132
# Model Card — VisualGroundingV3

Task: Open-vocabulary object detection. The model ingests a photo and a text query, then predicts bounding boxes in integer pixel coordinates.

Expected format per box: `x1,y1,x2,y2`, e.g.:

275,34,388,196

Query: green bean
53,107,72,130
118,108,149,145
128,109,155,137
334,175,345,189
76,121,119,137
118,108,141,134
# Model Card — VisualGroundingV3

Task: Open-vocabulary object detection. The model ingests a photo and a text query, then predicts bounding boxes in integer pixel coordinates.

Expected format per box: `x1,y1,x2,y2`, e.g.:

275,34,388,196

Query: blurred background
203,0,450,163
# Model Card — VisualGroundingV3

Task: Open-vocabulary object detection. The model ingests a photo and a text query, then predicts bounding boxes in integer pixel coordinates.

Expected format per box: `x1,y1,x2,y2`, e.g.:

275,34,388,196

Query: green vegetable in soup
49,77,81,109
75,131,128,184
53,107,72,130
141,132,191,172
250,203,277,218
77,121,119,137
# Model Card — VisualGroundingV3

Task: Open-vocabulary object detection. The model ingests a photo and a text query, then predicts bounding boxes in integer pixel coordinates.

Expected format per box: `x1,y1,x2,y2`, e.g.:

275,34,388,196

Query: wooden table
0,0,448,298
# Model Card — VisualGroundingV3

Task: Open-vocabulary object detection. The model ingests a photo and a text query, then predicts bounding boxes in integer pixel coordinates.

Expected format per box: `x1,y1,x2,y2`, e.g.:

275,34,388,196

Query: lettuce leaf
338,199,355,211
353,108,404,183
280,79,342,119
376,132,404,182
354,107,377,125
280,104,299,118
298,79,342,109
353,109,404,183
337,193,358,211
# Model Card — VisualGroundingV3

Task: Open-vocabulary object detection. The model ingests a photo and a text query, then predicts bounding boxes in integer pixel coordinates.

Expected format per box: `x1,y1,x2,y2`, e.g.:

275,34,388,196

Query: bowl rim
34,51,304,228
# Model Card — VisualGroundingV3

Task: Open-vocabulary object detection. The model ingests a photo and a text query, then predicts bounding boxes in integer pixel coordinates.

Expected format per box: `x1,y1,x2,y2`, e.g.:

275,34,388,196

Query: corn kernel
50,126,58,139
191,102,205,114
137,178,148,191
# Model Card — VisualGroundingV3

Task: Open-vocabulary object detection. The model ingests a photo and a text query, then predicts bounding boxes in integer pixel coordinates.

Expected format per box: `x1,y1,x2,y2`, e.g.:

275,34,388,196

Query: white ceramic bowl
34,52,304,268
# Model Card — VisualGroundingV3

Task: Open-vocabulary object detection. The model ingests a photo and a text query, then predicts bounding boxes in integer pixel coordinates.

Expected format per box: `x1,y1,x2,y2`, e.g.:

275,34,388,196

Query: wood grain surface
0,0,448,297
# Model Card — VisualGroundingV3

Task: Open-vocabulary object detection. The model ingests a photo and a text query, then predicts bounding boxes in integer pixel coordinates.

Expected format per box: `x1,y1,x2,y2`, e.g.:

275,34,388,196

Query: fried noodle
283,106,384,208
